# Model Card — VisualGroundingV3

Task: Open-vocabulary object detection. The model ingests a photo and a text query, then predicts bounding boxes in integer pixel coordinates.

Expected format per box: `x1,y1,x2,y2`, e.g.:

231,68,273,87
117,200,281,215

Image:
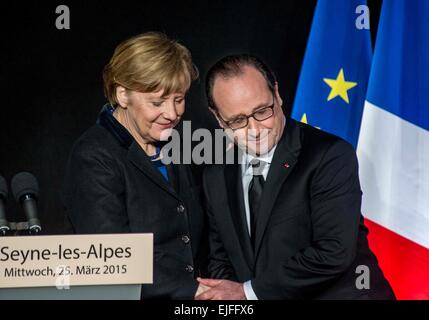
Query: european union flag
291,0,372,148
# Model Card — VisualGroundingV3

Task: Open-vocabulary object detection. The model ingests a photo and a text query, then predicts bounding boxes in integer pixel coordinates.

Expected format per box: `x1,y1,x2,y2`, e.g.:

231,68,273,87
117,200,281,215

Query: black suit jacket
203,117,395,299
62,105,207,299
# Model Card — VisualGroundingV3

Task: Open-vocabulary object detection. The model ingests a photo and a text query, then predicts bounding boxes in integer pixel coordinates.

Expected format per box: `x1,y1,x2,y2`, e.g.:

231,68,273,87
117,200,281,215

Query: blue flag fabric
291,0,372,147
366,0,429,131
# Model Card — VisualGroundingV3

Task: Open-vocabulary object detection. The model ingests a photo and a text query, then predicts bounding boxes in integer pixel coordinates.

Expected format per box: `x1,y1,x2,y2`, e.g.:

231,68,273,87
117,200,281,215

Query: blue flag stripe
366,0,429,131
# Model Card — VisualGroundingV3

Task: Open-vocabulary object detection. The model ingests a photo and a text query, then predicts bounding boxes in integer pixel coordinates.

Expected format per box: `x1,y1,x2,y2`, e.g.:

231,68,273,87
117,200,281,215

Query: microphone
0,175,10,236
11,172,41,234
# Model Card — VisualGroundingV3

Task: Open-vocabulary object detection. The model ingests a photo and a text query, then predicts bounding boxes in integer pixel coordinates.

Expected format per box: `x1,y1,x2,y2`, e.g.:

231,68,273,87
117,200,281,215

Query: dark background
0,0,381,234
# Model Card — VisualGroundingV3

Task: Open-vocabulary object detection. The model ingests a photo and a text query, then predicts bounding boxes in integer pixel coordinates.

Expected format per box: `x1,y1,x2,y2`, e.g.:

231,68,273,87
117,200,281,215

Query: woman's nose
162,101,178,121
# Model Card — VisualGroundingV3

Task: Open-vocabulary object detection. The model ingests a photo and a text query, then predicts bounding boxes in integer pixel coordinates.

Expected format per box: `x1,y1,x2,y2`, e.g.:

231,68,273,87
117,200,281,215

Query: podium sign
0,233,153,289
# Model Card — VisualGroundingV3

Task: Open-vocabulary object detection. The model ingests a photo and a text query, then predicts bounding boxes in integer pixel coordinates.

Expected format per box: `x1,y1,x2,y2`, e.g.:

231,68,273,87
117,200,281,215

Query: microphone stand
0,221,41,236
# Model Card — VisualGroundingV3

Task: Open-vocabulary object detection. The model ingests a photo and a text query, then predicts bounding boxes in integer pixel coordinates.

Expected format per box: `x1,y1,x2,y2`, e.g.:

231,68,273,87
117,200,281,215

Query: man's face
211,66,285,156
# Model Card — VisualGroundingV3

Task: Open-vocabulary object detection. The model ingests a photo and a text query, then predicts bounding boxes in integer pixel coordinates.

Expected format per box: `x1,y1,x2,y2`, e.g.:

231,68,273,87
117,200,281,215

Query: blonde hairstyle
103,32,198,106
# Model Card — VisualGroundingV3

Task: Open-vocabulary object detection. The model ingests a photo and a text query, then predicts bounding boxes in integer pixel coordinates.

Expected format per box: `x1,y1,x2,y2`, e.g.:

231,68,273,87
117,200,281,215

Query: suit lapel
224,164,254,269
97,107,180,200
167,163,180,194
254,118,302,258
127,142,179,200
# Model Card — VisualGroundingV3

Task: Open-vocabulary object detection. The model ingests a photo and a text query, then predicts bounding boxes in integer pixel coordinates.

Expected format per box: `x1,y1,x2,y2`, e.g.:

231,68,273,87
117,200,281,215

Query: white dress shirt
241,144,277,300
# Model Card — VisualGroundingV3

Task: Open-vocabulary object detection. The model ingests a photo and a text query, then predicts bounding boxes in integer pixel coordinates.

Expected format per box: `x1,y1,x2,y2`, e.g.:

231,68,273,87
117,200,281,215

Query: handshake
194,278,246,300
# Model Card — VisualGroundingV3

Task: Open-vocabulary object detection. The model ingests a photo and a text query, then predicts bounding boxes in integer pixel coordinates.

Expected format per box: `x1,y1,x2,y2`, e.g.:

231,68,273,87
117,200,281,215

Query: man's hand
195,283,210,298
195,278,246,300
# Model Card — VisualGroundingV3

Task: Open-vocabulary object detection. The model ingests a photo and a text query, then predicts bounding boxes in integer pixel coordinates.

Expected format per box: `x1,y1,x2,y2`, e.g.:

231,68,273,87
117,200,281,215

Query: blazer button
181,235,190,244
185,265,194,273
177,204,185,214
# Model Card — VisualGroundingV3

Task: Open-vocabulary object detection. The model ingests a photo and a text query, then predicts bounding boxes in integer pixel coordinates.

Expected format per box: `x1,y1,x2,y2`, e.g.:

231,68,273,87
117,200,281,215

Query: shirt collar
242,144,277,171
96,103,134,148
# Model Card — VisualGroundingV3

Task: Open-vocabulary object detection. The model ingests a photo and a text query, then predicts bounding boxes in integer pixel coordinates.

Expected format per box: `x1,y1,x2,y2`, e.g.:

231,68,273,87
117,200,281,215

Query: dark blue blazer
62,105,207,299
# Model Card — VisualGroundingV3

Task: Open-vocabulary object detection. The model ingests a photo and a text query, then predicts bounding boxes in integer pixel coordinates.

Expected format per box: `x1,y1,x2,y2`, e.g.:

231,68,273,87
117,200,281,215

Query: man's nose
247,117,261,137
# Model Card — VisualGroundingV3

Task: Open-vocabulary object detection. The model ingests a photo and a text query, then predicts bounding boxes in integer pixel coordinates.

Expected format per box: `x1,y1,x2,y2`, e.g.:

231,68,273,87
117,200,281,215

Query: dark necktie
248,159,266,249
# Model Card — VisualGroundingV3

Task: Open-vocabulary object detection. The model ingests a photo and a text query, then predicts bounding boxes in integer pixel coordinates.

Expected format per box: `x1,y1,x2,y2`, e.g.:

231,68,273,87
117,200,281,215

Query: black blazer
203,117,395,299
62,105,207,299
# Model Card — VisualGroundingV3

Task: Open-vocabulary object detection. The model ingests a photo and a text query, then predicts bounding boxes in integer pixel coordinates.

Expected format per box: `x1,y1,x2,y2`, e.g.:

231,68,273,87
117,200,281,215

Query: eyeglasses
217,97,275,130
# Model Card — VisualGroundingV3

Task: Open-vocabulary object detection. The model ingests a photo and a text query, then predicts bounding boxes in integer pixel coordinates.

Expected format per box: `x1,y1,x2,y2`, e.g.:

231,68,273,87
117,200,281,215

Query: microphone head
0,175,7,200
11,172,39,202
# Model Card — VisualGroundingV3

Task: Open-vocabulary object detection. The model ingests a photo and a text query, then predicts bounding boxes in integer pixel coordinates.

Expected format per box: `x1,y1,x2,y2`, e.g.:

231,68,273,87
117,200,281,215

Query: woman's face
117,88,186,143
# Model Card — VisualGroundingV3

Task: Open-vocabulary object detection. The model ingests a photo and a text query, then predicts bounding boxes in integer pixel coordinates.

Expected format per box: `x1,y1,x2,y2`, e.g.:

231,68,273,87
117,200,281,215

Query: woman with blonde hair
62,32,207,299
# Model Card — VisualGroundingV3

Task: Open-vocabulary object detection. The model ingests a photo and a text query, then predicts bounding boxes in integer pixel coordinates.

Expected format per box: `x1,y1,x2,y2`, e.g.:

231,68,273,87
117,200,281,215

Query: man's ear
209,107,225,129
116,86,129,109
274,82,283,107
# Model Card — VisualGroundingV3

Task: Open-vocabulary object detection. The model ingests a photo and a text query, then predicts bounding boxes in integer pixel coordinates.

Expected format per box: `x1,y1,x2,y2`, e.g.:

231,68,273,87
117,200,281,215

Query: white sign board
0,233,153,288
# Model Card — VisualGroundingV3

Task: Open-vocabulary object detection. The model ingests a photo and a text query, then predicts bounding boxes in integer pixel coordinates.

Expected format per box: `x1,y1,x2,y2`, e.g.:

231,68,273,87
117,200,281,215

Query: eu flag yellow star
323,68,357,104
299,113,320,129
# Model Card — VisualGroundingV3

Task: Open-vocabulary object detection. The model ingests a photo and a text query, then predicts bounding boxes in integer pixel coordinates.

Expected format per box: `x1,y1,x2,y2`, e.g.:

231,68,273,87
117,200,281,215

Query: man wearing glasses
195,54,395,300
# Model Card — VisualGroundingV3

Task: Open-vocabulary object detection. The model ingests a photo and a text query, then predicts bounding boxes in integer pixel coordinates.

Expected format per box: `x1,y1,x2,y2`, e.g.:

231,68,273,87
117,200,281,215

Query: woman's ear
116,86,129,109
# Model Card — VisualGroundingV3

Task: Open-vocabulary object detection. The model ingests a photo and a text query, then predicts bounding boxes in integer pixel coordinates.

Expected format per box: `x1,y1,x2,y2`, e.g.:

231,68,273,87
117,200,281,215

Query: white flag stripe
357,101,429,249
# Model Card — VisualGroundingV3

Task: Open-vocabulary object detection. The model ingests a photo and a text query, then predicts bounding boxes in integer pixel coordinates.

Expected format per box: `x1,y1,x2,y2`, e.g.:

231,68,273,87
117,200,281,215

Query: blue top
149,147,169,181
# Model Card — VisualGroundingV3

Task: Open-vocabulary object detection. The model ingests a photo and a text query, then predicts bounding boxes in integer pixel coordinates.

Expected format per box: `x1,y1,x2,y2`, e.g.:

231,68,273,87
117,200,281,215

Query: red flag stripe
365,218,429,300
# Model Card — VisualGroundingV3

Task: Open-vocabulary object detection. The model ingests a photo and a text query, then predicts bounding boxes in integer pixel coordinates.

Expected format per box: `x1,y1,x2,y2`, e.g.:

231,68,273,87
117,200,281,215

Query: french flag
356,0,429,299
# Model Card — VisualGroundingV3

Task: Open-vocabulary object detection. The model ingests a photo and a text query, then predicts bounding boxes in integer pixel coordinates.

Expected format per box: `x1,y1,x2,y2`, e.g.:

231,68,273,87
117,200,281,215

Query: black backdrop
1,0,381,234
